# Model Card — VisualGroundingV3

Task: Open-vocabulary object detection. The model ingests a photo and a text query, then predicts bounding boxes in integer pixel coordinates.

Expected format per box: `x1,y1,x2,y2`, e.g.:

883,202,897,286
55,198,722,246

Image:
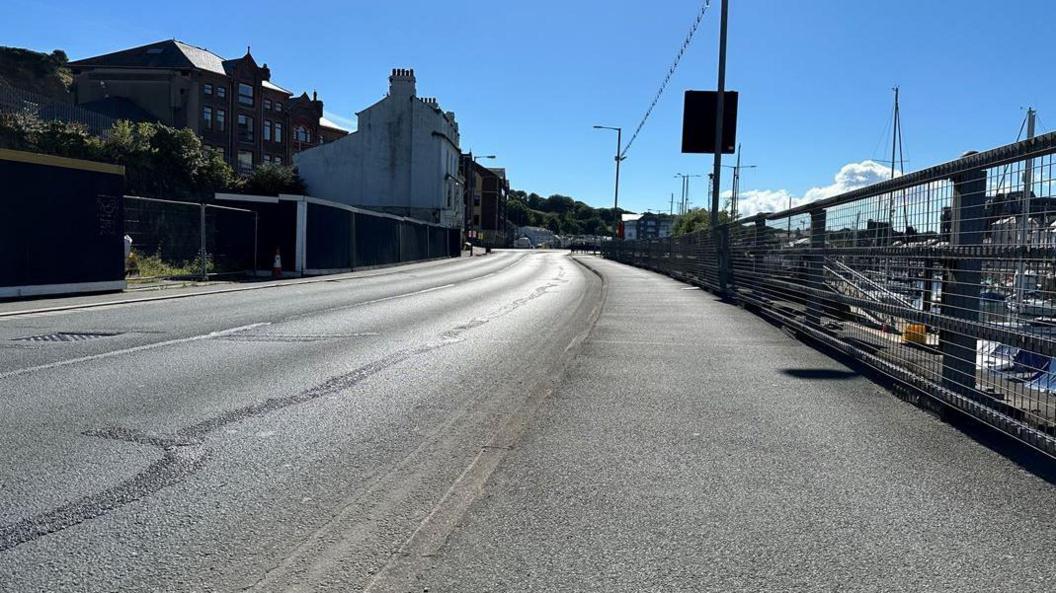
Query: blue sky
6,0,1055,214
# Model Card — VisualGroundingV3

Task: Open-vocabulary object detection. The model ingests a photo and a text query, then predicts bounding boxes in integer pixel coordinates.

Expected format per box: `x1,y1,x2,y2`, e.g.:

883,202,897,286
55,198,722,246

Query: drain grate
12,331,122,343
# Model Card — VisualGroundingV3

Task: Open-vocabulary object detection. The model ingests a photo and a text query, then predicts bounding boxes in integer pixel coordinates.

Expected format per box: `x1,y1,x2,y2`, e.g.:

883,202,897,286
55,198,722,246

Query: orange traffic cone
272,248,283,278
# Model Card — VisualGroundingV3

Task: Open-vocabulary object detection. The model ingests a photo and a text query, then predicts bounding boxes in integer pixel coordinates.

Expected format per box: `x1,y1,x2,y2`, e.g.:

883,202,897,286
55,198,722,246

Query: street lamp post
594,125,624,240
674,173,702,215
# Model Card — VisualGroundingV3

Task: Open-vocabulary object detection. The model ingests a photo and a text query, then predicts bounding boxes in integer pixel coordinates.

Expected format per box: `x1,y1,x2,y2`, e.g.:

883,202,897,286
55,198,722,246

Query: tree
506,197,532,227
3,115,238,199
672,208,731,237
545,215,560,234
240,162,307,196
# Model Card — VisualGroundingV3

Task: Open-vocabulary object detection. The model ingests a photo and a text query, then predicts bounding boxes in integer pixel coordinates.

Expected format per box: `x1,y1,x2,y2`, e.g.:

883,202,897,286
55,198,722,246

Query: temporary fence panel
214,193,461,274
428,226,448,259
206,204,257,275
306,203,353,272
401,221,428,262
125,196,256,279
253,200,299,275
1,149,125,297
604,133,1056,458
356,214,401,267
124,197,201,275
448,228,462,256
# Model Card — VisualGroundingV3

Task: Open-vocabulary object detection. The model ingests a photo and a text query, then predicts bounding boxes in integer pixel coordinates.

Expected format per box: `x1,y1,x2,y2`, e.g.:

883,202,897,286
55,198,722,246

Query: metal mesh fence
0,77,116,136
604,134,1056,457
124,196,256,279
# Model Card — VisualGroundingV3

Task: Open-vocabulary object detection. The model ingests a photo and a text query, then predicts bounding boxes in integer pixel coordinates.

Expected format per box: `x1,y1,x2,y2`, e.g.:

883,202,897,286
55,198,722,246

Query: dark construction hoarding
1,149,126,297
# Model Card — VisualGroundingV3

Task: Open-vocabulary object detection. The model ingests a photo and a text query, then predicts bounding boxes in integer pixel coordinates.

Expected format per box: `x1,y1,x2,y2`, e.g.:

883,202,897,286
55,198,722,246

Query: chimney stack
389,67,416,98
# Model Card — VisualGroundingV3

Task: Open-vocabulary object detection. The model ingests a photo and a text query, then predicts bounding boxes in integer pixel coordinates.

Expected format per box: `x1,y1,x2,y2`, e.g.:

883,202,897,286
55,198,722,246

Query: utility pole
711,0,730,292
1015,107,1036,315
710,0,729,232
670,192,675,216
593,125,624,240
722,146,757,221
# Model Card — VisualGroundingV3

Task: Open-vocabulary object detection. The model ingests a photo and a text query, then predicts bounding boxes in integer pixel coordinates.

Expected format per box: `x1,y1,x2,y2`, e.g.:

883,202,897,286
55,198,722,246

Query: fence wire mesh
0,76,116,136
124,196,256,279
604,134,1056,457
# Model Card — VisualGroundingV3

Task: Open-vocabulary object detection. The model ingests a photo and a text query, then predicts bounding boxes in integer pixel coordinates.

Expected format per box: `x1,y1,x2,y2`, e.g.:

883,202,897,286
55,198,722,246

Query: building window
295,125,310,143
263,119,272,142
238,114,254,142
237,150,253,174
216,85,226,98
273,156,282,165
238,83,254,106
274,122,283,143
274,102,282,113
203,83,213,95
216,109,226,131
263,98,272,111
202,106,212,130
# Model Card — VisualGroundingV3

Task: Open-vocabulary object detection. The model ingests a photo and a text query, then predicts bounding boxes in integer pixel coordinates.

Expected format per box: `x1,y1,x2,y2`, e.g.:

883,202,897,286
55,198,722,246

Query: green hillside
507,190,625,236
0,46,73,100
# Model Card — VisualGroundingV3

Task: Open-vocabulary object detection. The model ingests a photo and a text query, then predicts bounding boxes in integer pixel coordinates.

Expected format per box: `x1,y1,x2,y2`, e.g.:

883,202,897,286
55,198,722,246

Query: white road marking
0,283,465,381
0,322,270,381
354,284,455,307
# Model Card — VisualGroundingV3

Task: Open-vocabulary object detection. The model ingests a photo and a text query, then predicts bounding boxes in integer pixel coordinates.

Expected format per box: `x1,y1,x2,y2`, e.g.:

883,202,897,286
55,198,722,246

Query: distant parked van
513,237,534,249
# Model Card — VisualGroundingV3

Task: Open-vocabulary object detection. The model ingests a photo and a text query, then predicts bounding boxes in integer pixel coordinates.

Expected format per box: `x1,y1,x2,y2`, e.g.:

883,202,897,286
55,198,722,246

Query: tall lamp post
593,125,624,240
674,173,702,215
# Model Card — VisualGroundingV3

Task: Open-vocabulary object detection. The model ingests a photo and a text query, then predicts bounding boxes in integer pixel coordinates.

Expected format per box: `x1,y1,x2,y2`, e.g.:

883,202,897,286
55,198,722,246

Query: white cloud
735,160,896,217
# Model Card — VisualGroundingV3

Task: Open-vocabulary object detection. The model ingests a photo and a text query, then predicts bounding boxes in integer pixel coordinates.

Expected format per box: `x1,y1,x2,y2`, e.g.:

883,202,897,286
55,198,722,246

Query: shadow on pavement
781,368,860,380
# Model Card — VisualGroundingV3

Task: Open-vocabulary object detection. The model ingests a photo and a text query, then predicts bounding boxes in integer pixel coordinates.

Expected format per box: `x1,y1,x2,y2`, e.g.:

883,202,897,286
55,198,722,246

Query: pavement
1,252,1054,592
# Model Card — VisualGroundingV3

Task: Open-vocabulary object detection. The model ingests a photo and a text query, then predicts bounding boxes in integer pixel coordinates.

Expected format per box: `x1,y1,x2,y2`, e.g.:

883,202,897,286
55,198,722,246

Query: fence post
754,218,766,274
398,221,405,262
199,203,208,281
350,211,357,270
253,211,259,276
717,223,732,295
940,160,986,398
806,208,826,328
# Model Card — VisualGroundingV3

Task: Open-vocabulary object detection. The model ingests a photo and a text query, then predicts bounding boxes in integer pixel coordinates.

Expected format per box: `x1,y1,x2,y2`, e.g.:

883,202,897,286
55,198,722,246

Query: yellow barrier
904,323,927,345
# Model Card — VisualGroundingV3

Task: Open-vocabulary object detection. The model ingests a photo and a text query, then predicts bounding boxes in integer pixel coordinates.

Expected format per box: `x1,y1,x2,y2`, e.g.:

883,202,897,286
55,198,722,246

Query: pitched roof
318,115,350,132
262,79,292,95
71,40,228,74
73,40,296,95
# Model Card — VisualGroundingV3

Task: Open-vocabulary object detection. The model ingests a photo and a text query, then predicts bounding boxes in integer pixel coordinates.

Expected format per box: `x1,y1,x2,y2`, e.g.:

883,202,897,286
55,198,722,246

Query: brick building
460,156,510,246
69,40,347,173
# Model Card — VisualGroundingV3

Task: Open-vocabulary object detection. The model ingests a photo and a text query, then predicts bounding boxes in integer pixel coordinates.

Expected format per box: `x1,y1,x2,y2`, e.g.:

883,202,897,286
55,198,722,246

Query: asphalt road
2,252,1055,592
0,251,601,592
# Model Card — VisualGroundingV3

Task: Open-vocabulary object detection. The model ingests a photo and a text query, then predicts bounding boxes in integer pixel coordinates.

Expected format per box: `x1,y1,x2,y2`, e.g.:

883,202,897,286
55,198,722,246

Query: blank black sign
682,90,738,154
